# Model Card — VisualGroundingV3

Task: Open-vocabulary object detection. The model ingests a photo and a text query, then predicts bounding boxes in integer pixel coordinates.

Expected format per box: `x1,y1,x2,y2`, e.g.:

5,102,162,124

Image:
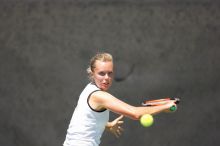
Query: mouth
101,82,110,88
102,82,109,86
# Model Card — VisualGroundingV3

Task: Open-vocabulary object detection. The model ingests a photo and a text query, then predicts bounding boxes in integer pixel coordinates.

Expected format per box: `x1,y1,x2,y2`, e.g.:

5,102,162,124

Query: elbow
122,106,142,120
129,109,142,120
132,115,141,120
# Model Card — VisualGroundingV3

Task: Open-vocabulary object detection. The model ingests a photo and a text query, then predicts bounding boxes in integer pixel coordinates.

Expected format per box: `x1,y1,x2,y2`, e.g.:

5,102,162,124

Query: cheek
94,74,103,81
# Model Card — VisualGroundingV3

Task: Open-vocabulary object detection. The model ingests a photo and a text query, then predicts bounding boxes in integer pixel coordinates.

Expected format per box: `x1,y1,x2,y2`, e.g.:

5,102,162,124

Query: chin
101,87,108,91
101,85,111,91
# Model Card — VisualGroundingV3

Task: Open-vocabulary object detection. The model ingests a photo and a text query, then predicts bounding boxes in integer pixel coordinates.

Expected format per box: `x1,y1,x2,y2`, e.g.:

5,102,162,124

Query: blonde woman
63,52,177,146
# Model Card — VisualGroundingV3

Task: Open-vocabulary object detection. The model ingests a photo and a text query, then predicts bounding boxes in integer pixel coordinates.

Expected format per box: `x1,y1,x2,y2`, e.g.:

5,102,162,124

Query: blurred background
0,0,220,146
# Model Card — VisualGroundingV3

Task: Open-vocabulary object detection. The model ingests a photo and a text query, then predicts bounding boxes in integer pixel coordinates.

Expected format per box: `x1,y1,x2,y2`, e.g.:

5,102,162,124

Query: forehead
94,60,113,70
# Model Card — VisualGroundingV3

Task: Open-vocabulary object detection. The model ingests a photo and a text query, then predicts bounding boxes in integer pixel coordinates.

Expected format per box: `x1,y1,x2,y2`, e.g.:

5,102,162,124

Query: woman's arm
89,91,176,120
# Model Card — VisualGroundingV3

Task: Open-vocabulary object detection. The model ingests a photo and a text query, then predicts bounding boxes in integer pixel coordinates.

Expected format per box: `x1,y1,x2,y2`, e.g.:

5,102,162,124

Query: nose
104,74,109,79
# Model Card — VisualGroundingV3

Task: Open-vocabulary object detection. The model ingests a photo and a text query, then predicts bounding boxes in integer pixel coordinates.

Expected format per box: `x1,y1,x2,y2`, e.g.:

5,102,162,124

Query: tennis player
63,52,176,146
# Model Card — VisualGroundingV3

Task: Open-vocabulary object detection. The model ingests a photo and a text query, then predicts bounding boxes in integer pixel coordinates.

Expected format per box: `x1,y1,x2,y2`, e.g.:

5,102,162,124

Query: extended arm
89,91,176,120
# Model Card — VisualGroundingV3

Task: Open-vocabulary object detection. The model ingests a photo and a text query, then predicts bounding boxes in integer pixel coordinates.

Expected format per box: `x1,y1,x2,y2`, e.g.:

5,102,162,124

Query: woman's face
92,60,113,91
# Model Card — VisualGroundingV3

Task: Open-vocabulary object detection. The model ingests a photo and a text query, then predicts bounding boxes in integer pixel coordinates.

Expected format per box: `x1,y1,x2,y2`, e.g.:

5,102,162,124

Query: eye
108,72,113,77
98,72,106,76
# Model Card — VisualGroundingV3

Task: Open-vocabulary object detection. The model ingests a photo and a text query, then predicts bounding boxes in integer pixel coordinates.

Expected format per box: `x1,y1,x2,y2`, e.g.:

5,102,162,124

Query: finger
117,129,122,136
119,126,124,131
116,115,124,121
117,121,124,124
118,127,124,133
168,100,176,106
115,131,120,138
118,126,124,133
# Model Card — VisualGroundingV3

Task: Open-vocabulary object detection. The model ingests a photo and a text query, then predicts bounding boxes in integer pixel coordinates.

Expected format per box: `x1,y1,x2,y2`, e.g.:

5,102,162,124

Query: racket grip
170,105,177,111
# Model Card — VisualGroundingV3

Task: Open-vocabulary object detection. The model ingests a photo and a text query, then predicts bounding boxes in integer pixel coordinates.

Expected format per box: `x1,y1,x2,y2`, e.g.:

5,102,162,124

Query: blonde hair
87,52,113,82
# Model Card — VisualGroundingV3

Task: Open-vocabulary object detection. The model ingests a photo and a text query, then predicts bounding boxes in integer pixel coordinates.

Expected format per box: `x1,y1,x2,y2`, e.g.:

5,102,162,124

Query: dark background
1,0,220,146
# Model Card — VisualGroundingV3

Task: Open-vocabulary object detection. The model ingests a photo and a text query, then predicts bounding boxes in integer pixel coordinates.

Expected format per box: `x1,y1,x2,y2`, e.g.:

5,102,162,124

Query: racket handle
170,105,177,111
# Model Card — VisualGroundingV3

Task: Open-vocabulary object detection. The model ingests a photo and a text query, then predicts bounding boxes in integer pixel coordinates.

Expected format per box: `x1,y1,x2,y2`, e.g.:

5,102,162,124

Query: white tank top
63,83,109,146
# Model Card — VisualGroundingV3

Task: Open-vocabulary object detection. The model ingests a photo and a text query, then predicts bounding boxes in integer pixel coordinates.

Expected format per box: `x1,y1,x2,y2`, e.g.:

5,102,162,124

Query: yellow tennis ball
140,114,154,127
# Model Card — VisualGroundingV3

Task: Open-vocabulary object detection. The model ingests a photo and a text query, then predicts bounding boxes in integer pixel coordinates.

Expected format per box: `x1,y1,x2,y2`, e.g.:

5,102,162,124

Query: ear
90,71,95,82
91,71,94,77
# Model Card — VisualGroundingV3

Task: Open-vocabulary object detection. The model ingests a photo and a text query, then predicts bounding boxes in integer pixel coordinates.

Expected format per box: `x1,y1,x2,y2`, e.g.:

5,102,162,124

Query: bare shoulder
89,91,115,111
91,90,135,117
90,90,114,102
